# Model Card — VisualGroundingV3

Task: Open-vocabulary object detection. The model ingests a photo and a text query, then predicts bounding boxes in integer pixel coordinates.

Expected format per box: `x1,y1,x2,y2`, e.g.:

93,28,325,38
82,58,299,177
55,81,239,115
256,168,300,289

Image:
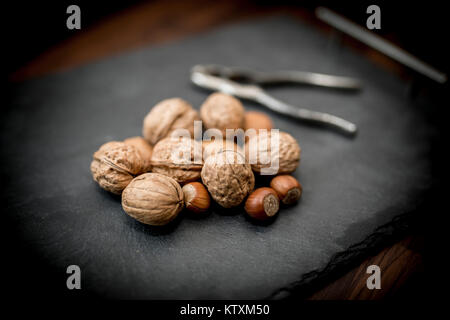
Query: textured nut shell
201,150,255,208
90,159,134,194
202,139,244,160
200,93,245,136
143,98,199,145
122,173,184,226
169,108,200,138
246,131,301,174
123,136,153,172
91,142,145,194
151,137,203,184
93,142,144,175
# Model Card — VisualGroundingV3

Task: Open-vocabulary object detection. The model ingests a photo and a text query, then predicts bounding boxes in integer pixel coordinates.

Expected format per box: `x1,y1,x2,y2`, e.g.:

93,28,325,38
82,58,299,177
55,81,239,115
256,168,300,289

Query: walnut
122,173,184,226
91,141,145,194
201,150,255,208
151,136,203,184
123,136,153,172
142,98,200,145
200,92,245,137
245,131,301,175
202,139,244,160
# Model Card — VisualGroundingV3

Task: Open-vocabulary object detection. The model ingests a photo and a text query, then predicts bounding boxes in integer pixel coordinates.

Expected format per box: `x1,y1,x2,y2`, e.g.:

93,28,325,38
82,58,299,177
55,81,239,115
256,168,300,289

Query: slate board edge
265,209,421,299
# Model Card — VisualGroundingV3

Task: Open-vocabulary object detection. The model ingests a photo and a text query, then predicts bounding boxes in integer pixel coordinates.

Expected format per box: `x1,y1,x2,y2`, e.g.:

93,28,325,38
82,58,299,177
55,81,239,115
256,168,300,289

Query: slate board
2,16,437,299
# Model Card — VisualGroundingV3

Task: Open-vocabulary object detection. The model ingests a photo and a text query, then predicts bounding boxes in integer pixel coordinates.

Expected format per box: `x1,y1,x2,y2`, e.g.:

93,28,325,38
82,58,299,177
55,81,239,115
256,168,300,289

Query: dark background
3,0,439,304
5,0,449,78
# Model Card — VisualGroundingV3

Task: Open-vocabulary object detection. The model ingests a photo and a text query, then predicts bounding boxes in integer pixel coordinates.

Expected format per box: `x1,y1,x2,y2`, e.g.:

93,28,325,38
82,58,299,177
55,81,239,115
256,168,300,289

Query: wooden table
9,0,424,300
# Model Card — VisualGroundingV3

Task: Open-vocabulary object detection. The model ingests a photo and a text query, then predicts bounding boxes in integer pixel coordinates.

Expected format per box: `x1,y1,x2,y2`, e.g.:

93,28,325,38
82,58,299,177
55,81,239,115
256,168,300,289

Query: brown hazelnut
201,150,255,208
90,141,146,194
182,182,211,213
122,173,184,226
270,175,302,205
200,92,245,137
143,98,200,145
244,111,273,133
123,136,153,172
244,187,280,220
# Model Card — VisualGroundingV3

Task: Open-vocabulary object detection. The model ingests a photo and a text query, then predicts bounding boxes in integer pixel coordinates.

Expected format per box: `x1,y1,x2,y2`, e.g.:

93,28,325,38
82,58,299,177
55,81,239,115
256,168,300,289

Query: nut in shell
182,182,211,213
122,173,184,226
270,175,302,205
202,139,244,160
244,111,273,133
123,136,153,172
143,98,200,145
244,187,280,220
91,141,146,194
201,150,255,208
151,136,203,184
200,92,245,137
245,131,301,175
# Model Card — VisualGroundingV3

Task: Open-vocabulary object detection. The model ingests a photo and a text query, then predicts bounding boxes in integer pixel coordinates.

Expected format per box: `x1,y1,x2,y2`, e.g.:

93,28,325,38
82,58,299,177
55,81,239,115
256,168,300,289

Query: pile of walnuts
91,92,302,226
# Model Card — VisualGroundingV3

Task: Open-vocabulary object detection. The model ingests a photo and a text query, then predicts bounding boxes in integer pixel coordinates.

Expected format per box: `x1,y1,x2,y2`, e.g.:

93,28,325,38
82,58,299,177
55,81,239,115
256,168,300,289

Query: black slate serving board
2,16,436,299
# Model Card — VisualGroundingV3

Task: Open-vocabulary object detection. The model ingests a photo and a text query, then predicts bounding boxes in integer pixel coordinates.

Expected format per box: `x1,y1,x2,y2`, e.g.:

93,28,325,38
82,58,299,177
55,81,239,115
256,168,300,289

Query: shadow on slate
1,16,439,299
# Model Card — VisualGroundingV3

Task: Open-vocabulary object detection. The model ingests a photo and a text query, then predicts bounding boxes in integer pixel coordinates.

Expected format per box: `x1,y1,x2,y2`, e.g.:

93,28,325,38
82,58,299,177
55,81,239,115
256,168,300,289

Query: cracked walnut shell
245,131,301,175
201,150,255,208
91,141,146,194
200,92,245,137
143,98,200,145
122,173,184,226
151,136,203,184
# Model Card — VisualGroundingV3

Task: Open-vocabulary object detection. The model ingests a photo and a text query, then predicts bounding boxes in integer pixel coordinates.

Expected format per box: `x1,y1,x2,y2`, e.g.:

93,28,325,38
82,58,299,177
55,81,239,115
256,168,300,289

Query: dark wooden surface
8,0,424,300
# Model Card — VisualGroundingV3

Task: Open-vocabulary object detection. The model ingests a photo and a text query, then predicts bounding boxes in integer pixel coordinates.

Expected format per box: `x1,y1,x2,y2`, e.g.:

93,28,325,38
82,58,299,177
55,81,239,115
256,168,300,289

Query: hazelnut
151,136,203,184
182,182,211,213
201,150,255,208
123,136,153,172
122,173,184,226
244,111,273,133
143,98,200,145
245,131,301,175
270,175,302,205
91,141,146,194
244,187,280,220
200,92,245,137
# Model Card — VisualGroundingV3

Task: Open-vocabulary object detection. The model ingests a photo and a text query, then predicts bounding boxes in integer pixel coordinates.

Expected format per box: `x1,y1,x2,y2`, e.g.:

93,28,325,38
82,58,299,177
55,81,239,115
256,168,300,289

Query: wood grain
308,235,424,300
10,0,270,81
8,0,424,300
